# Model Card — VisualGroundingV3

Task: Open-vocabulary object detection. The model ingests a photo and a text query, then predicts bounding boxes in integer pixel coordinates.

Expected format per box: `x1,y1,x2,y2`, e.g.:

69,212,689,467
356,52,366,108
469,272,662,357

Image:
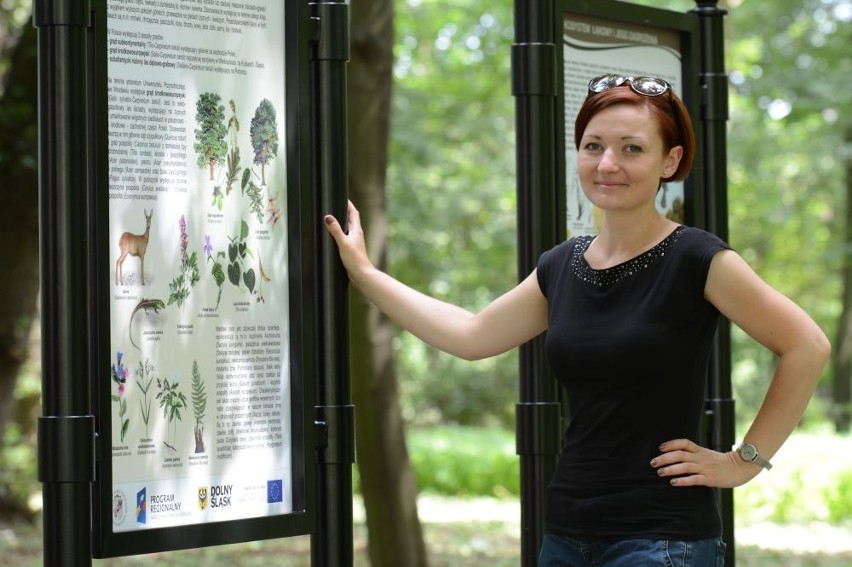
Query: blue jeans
539,534,726,567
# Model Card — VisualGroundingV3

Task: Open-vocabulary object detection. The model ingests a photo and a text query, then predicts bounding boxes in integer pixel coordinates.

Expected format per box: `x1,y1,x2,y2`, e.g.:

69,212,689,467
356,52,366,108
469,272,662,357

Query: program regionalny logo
136,487,147,524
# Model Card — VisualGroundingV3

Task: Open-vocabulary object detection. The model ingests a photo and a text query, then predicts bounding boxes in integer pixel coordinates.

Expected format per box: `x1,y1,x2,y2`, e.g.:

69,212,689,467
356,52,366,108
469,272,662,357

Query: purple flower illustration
112,351,128,385
110,351,130,442
204,234,213,258
179,215,189,263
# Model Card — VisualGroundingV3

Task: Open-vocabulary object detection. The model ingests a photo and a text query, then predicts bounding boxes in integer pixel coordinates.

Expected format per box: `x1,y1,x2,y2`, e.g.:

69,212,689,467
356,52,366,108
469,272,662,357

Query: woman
324,74,830,566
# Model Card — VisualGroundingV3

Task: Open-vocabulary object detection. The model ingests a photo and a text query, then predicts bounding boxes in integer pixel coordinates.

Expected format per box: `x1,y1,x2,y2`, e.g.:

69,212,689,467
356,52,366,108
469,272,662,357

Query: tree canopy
193,92,228,180
387,0,850,428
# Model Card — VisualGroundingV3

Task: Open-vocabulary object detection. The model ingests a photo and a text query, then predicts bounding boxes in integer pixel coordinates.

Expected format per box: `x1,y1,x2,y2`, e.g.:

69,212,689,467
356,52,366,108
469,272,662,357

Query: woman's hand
650,438,762,489
323,200,374,288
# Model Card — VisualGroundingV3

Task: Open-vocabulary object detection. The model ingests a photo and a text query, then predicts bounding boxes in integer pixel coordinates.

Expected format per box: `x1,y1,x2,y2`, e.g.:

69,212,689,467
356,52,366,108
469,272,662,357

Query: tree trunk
348,0,429,565
0,20,39,441
833,125,852,433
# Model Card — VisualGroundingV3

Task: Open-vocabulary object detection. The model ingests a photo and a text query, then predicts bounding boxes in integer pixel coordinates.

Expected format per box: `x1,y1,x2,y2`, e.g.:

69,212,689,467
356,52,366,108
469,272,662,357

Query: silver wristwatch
736,442,772,470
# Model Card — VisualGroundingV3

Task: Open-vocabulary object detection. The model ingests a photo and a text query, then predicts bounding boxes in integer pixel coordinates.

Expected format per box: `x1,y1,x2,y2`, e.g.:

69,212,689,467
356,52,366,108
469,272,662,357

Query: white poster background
563,13,685,237
105,0,293,532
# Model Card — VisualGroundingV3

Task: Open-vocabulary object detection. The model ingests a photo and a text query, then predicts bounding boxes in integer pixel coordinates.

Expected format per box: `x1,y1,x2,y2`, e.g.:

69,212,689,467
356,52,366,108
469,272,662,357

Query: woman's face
577,103,682,214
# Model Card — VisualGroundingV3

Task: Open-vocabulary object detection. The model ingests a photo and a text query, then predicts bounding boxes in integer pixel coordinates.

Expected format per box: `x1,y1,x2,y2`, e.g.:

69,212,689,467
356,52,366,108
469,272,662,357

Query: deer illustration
116,209,153,286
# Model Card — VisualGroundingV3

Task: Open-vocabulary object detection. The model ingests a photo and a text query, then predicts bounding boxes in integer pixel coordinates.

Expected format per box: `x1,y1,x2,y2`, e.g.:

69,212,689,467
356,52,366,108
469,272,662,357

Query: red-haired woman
324,75,830,566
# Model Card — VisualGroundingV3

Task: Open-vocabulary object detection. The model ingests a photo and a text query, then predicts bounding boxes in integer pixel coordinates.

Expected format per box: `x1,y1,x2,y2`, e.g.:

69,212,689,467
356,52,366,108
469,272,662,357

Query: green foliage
407,426,519,498
735,432,852,526
225,99,241,196
205,234,226,309
225,146,241,197
156,377,187,449
241,167,265,224
0,423,37,517
226,220,256,294
135,358,155,438
404,427,852,535
721,0,849,426
191,360,206,454
249,98,279,185
389,0,518,427
110,352,130,443
193,92,228,179
167,251,200,308
191,360,206,426
387,0,849,429
167,216,201,309
825,469,852,524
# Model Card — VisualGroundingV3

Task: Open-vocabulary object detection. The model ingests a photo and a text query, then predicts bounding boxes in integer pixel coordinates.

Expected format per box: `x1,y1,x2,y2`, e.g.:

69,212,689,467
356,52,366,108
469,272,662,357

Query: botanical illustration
156,376,187,453
193,92,227,182
241,167,265,224
115,209,153,286
110,352,131,443
167,215,201,309
135,358,156,438
191,360,207,454
204,234,226,310
226,219,256,294
249,98,279,186
212,99,242,210
256,253,271,304
196,95,280,223
207,222,271,304
266,192,282,227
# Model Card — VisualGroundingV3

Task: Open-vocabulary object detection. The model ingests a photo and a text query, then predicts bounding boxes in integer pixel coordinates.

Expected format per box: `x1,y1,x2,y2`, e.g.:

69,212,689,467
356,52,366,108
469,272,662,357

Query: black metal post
33,1,94,567
513,1,562,565
308,2,355,566
692,1,735,565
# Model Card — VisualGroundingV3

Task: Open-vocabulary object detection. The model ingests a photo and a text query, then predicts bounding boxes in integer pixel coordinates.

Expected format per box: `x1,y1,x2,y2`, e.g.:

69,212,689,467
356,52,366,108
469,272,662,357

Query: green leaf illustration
227,262,241,286
243,268,256,293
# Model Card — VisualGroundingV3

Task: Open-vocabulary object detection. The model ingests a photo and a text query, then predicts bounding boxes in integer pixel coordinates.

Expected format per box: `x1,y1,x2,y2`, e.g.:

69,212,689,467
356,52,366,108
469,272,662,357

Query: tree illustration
156,377,187,453
190,361,207,454
249,98,279,186
193,92,227,181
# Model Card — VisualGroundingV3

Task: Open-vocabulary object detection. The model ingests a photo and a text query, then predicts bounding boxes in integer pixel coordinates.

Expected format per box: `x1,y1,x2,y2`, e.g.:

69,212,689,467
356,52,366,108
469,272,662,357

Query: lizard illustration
129,298,166,350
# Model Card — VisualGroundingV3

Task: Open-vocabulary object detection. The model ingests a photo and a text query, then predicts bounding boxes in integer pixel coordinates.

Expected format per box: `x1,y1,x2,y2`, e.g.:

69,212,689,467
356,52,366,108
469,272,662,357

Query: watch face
740,444,757,461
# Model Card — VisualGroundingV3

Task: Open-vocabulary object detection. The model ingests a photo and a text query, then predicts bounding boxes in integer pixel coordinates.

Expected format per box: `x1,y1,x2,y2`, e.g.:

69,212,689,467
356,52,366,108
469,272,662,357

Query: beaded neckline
572,226,685,288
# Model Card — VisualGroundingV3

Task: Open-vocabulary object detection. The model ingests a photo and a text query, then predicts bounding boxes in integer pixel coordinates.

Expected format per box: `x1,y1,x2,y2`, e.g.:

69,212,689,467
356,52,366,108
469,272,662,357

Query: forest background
0,0,850,565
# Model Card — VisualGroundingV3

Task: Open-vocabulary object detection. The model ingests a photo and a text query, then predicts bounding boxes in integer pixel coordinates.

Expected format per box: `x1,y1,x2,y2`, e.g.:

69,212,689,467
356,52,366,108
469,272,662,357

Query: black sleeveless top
536,226,729,540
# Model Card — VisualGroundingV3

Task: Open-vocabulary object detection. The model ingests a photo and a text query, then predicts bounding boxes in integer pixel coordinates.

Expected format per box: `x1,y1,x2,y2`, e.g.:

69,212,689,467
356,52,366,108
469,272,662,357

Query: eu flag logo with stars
267,480,283,503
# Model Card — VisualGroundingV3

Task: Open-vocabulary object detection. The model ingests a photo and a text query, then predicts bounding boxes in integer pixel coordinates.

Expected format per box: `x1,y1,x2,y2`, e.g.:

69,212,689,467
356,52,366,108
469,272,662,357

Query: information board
560,1,700,237
92,0,313,556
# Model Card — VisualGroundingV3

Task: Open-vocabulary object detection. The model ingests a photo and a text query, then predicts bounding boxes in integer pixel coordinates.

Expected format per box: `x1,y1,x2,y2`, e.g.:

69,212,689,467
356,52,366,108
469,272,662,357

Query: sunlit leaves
389,0,517,426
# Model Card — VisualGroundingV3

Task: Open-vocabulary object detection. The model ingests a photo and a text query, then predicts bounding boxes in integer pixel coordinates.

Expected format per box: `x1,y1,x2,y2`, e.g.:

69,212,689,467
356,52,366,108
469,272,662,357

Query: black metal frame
307,1,355,565
84,0,316,557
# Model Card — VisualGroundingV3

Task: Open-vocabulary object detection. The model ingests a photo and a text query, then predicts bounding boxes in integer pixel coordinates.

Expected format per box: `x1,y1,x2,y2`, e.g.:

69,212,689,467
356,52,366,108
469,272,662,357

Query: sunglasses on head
587,74,672,98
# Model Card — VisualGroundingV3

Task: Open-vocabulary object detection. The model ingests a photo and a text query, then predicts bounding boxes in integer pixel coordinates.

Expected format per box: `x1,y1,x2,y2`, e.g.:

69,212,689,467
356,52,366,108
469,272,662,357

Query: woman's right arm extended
324,201,548,361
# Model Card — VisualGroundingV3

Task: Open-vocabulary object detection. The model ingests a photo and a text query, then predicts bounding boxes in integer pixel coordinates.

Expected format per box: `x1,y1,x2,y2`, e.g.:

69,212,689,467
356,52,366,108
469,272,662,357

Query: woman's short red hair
573,86,696,182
